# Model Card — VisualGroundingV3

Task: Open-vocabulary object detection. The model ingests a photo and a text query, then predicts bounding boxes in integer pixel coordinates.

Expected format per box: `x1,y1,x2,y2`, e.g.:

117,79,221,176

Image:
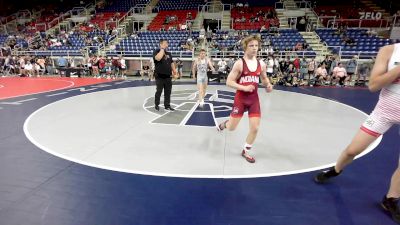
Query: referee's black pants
155,77,172,107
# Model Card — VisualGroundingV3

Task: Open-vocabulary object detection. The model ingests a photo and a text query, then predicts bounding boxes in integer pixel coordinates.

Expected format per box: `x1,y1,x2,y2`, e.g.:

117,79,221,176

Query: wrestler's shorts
230,94,261,118
361,90,400,137
197,75,207,84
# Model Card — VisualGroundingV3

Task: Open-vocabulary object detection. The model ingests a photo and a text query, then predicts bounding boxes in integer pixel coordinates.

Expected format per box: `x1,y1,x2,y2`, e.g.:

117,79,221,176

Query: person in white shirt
266,46,274,55
119,56,126,78
18,57,26,75
314,63,330,85
332,62,349,86
217,59,227,73
266,55,274,77
24,61,33,77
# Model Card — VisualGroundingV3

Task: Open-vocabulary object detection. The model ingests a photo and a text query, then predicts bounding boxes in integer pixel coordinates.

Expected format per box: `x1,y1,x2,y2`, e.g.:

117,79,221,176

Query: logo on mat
143,89,234,127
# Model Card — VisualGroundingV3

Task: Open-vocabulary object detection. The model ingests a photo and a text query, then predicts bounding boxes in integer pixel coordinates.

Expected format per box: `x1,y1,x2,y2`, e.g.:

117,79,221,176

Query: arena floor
0,77,398,225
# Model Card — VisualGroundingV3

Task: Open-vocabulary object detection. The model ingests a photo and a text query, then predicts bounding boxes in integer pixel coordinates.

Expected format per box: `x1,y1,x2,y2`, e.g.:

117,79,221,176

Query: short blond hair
241,35,261,50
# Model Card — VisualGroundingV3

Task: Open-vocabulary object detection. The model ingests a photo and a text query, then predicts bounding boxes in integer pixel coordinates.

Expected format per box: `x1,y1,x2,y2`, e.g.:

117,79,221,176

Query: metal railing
35,22,48,32
295,0,313,9
326,18,391,29
0,13,17,25
118,7,134,26
322,44,378,60
132,4,147,14
275,1,285,10
27,32,41,46
305,7,327,29
0,24,6,34
85,2,95,14
11,50,84,57
105,50,194,58
107,34,117,45
16,9,31,21
152,6,160,13
323,45,342,58
70,7,87,17
315,16,336,29
42,7,86,34
208,50,317,59
0,47,12,57
47,11,72,30
198,2,231,13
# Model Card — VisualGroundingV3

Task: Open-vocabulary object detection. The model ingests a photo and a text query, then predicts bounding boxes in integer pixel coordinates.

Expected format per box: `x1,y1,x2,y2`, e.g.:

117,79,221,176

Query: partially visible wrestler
217,35,273,163
314,43,400,224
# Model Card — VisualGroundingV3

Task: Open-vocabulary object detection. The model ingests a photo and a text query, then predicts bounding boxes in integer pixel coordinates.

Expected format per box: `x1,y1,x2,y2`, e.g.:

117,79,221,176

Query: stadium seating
316,28,391,58
147,10,197,31
221,0,278,7
314,0,390,28
231,6,279,30
0,35,28,49
88,12,125,30
106,31,198,57
96,0,151,12
156,0,204,10
214,29,316,58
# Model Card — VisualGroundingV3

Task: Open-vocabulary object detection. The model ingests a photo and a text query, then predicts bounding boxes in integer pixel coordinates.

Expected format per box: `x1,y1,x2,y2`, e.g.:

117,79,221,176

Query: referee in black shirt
153,39,177,111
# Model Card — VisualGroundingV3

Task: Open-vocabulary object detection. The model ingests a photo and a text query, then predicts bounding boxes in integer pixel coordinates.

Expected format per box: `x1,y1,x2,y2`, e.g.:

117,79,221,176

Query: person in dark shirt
153,39,177,111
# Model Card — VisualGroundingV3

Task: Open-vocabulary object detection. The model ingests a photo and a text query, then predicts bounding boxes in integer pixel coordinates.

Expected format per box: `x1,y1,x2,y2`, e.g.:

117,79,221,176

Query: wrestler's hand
242,84,255,92
172,70,178,78
265,83,273,93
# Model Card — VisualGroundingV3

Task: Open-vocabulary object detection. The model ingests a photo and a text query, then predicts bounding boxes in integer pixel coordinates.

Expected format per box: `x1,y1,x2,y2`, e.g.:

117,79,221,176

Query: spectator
283,63,298,86
346,55,358,81
265,55,274,77
140,62,151,81
24,61,34,77
329,55,339,75
356,62,371,86
294,42,303,51
297,16,307,31
226,57,235,73
266,46,274,55
322,55,332,71
307,58,317,78
45,57,54,75
332,62,349,86
342,35,356,46
119,56,127,79
217,58,227,73
293,56,300,71
299,58,308,81
175,58,183,79
290,18,297,29
366,28,377,37
314,63,330,86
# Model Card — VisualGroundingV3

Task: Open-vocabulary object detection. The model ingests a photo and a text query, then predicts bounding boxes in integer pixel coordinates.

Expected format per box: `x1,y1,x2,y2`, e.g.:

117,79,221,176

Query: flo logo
143,89,234,127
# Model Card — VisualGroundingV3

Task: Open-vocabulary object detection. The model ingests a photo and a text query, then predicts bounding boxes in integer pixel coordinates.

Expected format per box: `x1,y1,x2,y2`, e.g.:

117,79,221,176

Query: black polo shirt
153,49,173,78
